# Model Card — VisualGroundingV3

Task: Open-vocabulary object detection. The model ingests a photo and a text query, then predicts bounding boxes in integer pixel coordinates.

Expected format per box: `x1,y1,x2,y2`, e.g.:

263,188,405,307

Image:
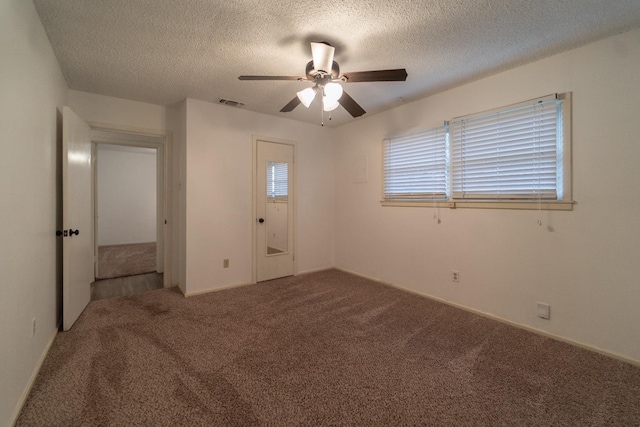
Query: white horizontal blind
267,161,288,201
383,126,448,201
450,98,561,200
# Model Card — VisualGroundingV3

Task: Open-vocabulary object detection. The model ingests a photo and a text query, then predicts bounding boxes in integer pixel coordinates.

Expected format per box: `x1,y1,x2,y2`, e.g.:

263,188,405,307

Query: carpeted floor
17,269,640,426
97,242,156,279
91,273,164,301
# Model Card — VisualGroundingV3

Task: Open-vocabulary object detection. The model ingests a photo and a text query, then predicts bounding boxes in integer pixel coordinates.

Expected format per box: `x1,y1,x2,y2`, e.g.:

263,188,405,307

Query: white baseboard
297,266,333,275
181,268,335,297
10,324,59,426
334,267,640,368
184,281,254,297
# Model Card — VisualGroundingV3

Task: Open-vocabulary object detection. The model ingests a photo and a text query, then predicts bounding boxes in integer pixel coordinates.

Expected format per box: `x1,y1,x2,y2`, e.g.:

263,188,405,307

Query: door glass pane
266,161,288,254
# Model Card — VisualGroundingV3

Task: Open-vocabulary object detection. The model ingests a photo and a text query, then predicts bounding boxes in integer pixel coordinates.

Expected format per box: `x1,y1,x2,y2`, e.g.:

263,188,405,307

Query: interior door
62,106,93,330
256,140,294,281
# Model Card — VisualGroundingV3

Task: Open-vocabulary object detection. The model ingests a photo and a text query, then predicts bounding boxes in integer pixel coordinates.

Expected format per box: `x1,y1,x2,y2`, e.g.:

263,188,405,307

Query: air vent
218,98,245,107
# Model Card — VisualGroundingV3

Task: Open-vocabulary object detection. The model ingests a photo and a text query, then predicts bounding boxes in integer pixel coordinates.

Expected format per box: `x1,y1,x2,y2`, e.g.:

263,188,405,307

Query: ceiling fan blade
339,91,366,118
342,69,408,82
311,42,335,74
280,96,302,112
238,75,303,81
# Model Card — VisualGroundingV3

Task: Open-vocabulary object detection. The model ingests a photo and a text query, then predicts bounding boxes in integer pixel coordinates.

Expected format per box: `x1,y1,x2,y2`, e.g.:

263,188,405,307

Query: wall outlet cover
537,302,551,320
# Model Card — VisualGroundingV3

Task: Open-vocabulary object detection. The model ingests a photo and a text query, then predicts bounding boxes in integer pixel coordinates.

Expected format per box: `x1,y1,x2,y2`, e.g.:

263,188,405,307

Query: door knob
69,229,79,236
258,218,265,223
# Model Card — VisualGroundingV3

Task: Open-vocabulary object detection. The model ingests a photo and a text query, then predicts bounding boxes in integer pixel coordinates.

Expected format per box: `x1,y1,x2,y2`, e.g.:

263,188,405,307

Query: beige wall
0,1,69,425
333,28,640,362
184,98,334,294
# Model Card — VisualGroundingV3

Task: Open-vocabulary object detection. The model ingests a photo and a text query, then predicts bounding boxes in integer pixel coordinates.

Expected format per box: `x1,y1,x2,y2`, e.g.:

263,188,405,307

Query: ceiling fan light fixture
324,82,343,102
310,42,335,74
323,96,340,112
297,87,317,108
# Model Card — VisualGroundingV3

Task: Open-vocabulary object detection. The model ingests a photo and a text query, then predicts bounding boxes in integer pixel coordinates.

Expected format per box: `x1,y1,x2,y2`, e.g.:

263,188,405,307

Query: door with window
256,140,294,281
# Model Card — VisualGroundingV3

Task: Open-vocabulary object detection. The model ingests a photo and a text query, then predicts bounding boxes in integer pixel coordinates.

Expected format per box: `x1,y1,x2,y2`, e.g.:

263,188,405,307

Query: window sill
380,200,574,211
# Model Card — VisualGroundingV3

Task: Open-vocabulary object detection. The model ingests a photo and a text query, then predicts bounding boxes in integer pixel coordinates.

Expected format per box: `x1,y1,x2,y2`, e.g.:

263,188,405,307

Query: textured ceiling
33,0,640,127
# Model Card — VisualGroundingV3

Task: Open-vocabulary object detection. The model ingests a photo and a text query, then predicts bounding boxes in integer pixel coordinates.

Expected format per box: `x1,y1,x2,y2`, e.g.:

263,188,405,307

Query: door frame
252,136,297,284
88,122,172,287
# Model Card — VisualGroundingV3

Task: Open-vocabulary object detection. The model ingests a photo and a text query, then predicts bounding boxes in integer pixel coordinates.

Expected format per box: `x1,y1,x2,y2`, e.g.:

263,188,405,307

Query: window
450,95,561,200
267,161,288,201
383,126,448,201
381,93,572,210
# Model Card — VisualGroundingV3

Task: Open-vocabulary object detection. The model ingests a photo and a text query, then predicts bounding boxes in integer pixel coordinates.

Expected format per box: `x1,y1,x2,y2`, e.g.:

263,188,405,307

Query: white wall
68,90,170,131
0,1,68,425
97,145,157,246
333,28,640,363
184,99,334,294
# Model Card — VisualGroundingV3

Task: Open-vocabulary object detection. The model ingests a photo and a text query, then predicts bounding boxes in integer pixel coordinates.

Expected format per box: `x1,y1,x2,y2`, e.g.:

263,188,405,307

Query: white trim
559,92,573,203
334,267,640,368
183,282,255,297
183,268,336,297
87,121,167,137
297,266,334,275
88,123,173,288
381,200,574,210
10,325,59,426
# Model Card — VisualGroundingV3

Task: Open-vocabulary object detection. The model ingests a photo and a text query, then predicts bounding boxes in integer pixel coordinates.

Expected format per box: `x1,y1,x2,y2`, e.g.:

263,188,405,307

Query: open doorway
89,129,168,300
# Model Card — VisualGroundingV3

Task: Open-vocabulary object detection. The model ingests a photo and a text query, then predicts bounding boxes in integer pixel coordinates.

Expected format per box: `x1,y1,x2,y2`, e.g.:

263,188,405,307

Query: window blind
383,126,448,201
267,162,288,201
450,97,561,200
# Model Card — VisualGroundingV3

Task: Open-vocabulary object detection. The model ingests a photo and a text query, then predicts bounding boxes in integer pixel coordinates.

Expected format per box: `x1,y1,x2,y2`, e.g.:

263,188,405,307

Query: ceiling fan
238,42,408,119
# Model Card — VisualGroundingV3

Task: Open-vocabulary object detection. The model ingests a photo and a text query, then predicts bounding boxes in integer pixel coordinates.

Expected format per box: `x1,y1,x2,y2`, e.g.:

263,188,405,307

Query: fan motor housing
306,60,340,80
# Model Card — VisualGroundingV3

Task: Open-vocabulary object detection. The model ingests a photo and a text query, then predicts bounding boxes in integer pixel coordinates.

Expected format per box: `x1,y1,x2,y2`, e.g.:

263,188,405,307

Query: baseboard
184,281,254,297
334,267,640,368
10,323,59,426
182,268,335,297
296,266,334,275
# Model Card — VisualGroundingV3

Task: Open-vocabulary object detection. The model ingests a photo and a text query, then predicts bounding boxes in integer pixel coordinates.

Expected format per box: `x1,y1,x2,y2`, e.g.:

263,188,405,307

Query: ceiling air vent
218,98,245,107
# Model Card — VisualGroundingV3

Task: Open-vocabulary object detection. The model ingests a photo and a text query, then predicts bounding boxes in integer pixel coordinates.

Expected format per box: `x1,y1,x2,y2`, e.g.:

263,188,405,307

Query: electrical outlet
537,302,551,320
452,270,459,282
32,318,36,338
223,259,229,268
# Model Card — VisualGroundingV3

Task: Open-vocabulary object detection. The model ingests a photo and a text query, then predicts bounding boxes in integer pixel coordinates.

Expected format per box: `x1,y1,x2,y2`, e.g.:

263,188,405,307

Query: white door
256,140,294,281
62,107,94,331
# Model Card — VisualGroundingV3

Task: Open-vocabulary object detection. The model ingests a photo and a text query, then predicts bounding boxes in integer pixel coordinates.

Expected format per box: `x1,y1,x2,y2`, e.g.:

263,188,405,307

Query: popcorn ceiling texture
33,0,640,126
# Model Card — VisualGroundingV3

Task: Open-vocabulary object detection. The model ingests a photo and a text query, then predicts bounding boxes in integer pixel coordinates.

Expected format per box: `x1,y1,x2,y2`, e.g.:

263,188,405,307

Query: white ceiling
33,0,640,127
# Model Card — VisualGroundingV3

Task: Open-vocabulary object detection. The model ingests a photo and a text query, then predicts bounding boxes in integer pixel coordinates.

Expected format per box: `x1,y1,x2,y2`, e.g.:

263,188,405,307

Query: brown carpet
17,269,640,426
97,242,156,279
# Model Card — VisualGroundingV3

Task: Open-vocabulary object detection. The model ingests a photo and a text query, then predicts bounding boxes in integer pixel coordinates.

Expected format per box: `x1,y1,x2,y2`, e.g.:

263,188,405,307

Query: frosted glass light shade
311,42,335,74
323,96,340,112
324,82,343,102
297,87,317,108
